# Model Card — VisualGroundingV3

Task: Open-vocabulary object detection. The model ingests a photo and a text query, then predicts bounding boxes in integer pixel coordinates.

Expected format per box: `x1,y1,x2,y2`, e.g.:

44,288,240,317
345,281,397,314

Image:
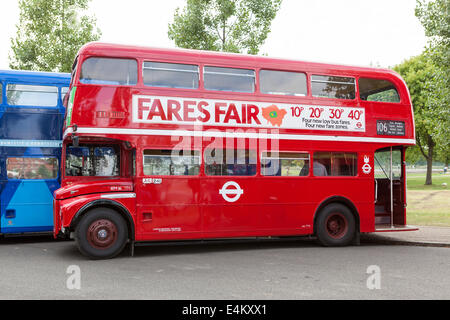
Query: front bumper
52,199,67,239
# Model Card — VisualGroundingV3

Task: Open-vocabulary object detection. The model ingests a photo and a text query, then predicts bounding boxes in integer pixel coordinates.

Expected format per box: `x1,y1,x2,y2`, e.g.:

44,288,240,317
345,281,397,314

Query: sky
0,0,428,70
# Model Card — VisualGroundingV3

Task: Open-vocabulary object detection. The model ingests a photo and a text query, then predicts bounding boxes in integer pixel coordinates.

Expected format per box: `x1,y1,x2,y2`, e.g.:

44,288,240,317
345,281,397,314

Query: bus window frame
310,74,357,101
141,147,202,178
203,65,257,94
357,76,402,104
5,82,60,109
6,156,60,181
142,60,200,90
311,151,359,178
258,69,308,97
64,142,122,178
71,56,78,87
260,150,311,178
78,56,139,87
203,147,258,177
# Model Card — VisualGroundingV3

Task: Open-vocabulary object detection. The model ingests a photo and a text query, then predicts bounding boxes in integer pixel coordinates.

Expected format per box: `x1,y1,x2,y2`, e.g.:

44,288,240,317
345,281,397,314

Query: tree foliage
168,0,282,54
395,52,449,183
395,55,434,147
417,0,450,165
396,0,450,183
416,0,449,65
9,0,101,73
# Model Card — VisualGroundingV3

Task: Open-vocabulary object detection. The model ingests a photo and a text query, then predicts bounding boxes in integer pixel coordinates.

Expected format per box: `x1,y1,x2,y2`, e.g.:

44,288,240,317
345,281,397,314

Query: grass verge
406,190,450,226
406,172,449,226
407,172,449,190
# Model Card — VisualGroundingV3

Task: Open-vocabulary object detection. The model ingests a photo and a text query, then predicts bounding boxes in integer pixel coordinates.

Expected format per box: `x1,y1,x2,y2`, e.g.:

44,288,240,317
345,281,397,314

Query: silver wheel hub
98,229,108,239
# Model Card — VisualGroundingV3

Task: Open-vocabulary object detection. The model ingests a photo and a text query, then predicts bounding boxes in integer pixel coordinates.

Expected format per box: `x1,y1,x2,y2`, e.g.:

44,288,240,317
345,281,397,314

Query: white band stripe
0,139,62,147
64,127,415,145
100,193,136,199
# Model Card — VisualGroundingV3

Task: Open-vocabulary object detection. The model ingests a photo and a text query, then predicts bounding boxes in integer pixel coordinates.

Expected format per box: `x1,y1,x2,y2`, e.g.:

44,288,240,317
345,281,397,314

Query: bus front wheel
75,208,128,259
315,203,356,247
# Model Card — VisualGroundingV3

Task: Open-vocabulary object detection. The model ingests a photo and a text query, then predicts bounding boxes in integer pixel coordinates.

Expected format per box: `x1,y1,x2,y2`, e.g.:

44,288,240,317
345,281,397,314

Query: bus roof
76,42,402,79
0,69,70,84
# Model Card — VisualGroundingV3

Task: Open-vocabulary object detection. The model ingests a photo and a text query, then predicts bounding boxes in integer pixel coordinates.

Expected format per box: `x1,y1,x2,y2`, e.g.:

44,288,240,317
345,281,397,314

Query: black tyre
75,208,128,259
315,203,356,247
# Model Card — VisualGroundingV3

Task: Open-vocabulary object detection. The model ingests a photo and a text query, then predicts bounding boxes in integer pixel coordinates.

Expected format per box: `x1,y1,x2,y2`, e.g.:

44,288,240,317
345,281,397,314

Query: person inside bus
299,159,327,176
227,163,245,175
313,160,328,176
299,160,309,176
227,162,256,176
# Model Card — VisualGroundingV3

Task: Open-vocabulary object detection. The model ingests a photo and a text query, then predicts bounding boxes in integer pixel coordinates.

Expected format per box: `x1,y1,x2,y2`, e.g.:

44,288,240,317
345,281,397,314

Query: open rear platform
374,225,419,232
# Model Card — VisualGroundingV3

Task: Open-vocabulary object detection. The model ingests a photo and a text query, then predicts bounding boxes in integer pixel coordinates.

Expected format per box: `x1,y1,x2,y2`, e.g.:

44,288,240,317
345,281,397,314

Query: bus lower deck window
7,157,58,179
65,145,120,177
205,148,256,176
261,152,310,176
143,149,200,176
313,152,357,176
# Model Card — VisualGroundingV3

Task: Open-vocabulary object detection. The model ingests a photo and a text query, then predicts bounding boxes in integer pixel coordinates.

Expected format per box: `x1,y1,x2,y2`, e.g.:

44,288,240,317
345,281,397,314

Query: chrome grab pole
390,147,394,228
374,179,378,204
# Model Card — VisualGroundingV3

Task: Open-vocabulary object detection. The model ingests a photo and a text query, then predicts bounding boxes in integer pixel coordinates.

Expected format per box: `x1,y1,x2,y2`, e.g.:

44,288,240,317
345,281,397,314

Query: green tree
415,0,449,65
394,54,440,185
168,0,282,54
427,62,450,168
414,0,450,177
9,0,101,73
405,144,426,166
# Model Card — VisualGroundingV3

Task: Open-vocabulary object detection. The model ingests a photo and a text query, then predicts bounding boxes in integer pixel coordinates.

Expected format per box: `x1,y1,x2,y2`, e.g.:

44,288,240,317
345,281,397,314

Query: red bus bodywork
54,42,417,259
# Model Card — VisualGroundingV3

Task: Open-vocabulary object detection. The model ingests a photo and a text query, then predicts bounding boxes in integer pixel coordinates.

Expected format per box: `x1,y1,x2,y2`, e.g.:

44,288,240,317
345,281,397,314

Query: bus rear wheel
315,203,355,247
75,208,128,259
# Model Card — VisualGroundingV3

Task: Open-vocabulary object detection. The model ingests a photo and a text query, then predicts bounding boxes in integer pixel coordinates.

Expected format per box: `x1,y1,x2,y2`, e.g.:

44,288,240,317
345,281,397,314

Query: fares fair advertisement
132,95,366,132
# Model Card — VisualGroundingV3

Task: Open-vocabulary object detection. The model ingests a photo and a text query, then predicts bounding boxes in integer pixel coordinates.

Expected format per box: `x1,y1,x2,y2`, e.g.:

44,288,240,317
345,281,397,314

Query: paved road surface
0,236,449,300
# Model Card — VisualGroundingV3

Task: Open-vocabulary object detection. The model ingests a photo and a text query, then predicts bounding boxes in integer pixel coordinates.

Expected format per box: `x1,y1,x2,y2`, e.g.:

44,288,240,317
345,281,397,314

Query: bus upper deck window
260,70,307,96
359,78,400,103
311,75,355,100
80,57,137,85
6,84,58,107
143,61,199,89
204,66,255,93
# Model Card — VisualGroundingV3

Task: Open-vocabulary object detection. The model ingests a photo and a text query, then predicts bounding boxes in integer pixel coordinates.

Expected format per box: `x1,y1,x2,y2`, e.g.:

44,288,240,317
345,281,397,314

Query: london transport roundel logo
362,155,372,174
219,181,244,202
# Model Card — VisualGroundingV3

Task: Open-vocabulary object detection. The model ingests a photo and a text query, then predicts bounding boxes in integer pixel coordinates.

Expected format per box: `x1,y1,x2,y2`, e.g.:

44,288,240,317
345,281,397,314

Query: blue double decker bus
0,69,70,235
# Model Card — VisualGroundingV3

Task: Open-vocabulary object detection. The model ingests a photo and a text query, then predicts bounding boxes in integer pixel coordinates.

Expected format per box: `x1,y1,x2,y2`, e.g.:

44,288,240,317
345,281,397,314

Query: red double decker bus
54,42,417,259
